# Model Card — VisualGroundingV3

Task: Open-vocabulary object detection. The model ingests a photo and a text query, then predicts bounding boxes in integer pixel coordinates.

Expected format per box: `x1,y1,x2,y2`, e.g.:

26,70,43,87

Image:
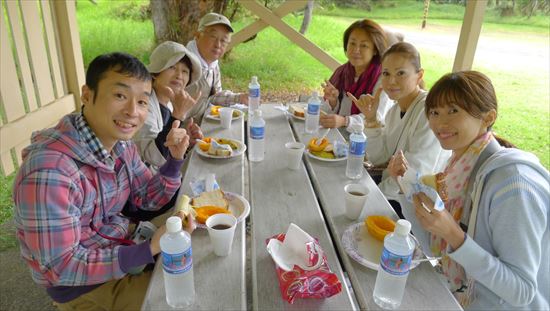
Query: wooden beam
229,0,308,49
0,94,75,154
51,0,85,111
453,0,487,72
239,0,340,71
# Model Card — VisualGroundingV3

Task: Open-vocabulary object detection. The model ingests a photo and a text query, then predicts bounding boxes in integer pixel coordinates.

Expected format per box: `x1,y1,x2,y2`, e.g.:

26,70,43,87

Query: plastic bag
265,233,342,304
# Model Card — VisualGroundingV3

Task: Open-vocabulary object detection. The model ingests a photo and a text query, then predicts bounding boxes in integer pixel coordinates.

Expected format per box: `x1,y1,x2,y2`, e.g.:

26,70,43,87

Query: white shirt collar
187,39,218,71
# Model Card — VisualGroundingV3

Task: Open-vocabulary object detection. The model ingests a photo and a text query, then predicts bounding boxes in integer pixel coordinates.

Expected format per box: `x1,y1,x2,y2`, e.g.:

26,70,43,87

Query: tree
299,0,314,34
150,0,226,44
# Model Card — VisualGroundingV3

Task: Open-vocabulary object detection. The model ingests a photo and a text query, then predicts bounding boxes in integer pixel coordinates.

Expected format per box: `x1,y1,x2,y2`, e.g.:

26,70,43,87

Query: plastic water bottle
248,109,265,162
161,216,195,307
346,122,366,179
248,76,260,114
305,91,321,134
373,220,415,309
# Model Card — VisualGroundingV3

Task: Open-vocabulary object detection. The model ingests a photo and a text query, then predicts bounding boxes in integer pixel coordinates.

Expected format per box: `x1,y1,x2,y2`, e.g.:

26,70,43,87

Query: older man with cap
134,41,204,176
185,12,248,123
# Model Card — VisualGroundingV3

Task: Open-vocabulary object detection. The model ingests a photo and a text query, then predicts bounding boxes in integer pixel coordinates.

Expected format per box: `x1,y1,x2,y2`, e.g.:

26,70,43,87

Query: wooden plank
5,0,38,111
20,0,55,107
14,139,30,170
250,104,356,310
0,7,26,122
40,0,64,98
52,0,85,111
0,149,15,176
142,115,247,310
453,0,487,72
0,95,75,154
229,0,308,49
290,118,463,310
239,0,340,71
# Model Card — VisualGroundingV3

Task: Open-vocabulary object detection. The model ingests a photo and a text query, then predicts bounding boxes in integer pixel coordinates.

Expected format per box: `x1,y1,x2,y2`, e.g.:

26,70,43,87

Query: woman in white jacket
400,71,549,310
349,42,450,217
134,41,203,174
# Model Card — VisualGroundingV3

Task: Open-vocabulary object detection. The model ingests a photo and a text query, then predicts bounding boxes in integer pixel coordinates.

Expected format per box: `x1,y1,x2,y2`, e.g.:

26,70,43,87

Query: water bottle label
250,126,264,140
162,246,192,275
249,88,260,98
350,140,366,156
379,247,412,276
307,103,320,115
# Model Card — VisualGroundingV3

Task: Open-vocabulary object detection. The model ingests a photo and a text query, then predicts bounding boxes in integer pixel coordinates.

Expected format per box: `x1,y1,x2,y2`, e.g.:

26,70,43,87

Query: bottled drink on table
248,109,265,162
373,219,415,310
305,91,321,134
161,216,195,308
248,76,260,114
346,122,366,179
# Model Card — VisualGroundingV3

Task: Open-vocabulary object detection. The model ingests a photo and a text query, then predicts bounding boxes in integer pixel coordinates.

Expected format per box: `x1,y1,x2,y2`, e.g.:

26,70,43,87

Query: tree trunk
422,0,430,29
299,0,313,35
151,0,225,45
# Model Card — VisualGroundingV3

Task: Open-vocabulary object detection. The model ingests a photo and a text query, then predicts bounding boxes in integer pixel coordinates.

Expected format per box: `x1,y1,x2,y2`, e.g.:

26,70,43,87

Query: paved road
385,23,549,72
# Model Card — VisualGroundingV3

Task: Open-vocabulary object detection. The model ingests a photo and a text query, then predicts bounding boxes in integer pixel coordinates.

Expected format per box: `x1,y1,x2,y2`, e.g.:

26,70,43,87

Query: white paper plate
195,191,250,229
195,139,246,159
305,149,347,162
289,102,307,121
341,222,423,270
204,108,244,121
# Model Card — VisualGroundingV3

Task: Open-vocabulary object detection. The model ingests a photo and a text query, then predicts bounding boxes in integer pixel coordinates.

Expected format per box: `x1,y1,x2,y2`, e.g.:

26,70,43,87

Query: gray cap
198,12,234,33
147,41,202,86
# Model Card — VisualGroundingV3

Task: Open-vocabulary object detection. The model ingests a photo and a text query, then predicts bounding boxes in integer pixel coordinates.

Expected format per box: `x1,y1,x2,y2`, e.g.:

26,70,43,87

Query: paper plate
205,108,244,121
341,222,423,270
305,149,347,162
195,191,250,229
195,139,246,159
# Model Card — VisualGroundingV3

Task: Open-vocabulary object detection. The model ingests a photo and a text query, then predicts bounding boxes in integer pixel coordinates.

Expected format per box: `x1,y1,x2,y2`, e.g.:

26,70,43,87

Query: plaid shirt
13,114,181,288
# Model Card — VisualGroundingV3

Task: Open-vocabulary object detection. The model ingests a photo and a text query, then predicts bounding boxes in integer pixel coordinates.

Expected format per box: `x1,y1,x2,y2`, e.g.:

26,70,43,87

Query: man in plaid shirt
13,52,194,310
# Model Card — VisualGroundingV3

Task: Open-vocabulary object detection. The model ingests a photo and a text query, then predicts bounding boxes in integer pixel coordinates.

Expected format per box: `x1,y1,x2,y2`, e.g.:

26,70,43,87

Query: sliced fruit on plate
365,215,396,242
210,105,221,116
194,206,231,224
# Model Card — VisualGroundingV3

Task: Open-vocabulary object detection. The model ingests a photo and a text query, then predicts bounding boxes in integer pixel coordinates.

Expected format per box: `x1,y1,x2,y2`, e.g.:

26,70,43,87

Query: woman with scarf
396,71,549,310
320,19,393,130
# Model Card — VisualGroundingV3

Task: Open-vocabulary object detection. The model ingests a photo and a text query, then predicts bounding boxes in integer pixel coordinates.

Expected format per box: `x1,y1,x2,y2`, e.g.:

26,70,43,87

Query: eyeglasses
203,33,230,48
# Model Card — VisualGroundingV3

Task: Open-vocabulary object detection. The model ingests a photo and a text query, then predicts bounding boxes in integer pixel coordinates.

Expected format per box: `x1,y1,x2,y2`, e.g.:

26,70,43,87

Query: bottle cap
394,219,411,236
166,216,182,233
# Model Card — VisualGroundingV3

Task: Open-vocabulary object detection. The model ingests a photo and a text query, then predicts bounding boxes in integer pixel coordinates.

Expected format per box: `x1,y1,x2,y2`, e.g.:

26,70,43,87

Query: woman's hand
320,114,346,128
388,150,408,179
412,192,466,250
185,118,203,146
172,89,201,120
164,120,190,160
321,80,339,109
347,87,382,121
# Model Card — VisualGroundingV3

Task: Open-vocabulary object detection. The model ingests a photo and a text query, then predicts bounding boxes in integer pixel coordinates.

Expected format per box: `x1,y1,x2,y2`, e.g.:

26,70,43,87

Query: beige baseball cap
198,12,234,33
147,41,202,86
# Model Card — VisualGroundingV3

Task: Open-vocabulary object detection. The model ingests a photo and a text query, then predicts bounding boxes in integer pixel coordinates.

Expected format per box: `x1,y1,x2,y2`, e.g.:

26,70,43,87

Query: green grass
0,0,548,227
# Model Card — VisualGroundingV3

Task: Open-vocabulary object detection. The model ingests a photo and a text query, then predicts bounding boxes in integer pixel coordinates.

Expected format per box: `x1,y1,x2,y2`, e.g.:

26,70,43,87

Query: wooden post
51,0,85,111
453,0,488,72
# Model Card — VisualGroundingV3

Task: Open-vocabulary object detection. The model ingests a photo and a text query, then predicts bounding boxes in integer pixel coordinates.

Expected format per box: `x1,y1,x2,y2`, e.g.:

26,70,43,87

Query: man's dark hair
85,52,151,104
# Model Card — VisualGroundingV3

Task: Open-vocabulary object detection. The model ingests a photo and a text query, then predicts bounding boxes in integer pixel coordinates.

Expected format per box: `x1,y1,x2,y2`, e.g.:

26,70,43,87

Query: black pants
122,188,180,222
369,173,404,219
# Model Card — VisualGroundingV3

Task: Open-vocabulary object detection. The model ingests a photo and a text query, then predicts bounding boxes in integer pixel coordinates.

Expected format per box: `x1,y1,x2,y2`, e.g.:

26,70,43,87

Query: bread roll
420,172,448,202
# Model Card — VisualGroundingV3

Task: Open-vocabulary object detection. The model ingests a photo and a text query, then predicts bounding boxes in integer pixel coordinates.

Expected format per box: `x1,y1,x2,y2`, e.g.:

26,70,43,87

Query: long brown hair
381,42,426,89
426,71,515,148
343,19,387,58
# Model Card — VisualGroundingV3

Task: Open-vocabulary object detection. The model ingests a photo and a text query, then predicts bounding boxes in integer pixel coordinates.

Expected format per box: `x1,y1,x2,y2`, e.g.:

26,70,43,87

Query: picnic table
141,103,462,310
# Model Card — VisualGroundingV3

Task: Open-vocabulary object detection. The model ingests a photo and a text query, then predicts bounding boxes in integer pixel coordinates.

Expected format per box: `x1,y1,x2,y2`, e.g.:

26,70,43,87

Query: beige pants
56,270,151,311
57,209,175,310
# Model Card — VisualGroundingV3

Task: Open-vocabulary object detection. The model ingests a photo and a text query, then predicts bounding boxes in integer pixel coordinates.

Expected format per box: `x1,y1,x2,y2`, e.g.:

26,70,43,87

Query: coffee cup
206,213,237,256
344,183,369,220
219,107,233,129
284,142,305,170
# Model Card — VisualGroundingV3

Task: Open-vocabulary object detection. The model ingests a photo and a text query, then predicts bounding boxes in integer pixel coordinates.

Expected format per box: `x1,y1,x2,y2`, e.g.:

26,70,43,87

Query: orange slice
365,215,396,242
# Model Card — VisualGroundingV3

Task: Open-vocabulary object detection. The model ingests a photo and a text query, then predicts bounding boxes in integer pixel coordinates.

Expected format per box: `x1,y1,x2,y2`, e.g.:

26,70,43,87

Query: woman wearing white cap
134,41,203,174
